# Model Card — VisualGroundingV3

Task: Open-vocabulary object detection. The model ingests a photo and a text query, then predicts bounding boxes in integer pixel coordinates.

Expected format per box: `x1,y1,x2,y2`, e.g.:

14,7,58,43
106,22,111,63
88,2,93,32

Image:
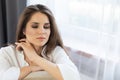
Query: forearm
32,56,63,80
18,66,32,80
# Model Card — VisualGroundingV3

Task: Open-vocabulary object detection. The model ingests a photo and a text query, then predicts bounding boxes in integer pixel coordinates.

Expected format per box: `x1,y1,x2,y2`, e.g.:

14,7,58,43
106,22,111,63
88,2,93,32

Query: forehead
29,12,49,23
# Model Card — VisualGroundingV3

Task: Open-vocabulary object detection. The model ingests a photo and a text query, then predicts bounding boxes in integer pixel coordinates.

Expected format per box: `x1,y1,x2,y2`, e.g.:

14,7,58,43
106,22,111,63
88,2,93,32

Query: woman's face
24,12,51,48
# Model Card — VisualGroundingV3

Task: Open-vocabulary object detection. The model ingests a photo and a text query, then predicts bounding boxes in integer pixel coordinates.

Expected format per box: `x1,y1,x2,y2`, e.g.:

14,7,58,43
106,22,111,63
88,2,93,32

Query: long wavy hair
16,4,65,57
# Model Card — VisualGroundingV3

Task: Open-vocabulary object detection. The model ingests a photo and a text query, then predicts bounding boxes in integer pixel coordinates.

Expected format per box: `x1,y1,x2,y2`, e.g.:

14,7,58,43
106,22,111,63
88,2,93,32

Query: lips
36,37,45,39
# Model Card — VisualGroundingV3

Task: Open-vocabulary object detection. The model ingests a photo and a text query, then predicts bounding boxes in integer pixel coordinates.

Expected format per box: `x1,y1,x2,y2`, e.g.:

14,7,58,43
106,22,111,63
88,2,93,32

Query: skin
16,12,63,80
24,12,51,53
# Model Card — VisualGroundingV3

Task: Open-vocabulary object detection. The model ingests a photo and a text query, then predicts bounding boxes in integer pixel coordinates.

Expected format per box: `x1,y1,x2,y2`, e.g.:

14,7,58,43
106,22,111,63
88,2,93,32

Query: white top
0,45,80,80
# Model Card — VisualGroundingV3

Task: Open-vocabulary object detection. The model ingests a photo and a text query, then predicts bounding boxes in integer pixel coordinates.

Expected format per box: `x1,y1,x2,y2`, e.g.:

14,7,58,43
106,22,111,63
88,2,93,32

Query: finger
15,43,22,50
18,39,30,47
15,42,25,50
19,39,26,42
19,39,31,46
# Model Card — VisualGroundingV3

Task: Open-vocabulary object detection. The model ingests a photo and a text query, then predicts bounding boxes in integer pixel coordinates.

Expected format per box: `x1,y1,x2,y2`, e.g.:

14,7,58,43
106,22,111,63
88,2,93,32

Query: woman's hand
15,39,44,71
15,39,38,61
25,56,44,71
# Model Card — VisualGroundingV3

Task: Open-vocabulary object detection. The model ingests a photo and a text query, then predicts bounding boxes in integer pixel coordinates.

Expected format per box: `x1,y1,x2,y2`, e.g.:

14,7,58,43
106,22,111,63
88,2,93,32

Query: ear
23,28,26,35
23,31,26,35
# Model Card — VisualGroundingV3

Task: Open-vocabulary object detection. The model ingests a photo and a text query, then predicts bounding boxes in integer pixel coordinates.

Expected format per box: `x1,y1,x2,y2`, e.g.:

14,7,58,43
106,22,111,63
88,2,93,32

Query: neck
32,45,43,55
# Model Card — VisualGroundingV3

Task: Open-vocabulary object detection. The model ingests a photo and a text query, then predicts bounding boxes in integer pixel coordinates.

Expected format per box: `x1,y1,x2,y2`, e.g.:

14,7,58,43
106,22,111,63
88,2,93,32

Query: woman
0,4,80,80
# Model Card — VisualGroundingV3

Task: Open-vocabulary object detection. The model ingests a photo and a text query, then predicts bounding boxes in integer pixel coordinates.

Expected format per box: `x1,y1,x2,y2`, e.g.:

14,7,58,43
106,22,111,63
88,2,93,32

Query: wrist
19,66,32,80
25,66,32,73
29,53,39,62
28,66,33,72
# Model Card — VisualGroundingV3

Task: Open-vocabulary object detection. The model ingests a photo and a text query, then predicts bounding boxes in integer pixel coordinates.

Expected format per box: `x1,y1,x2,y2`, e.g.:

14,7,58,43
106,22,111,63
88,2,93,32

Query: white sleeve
52,46,80,80
0,50,20,80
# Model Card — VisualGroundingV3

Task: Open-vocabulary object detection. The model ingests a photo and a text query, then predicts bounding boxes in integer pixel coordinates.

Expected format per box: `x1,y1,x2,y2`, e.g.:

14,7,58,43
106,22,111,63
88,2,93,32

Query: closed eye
44,23,50,29
32,25,38,28
31,22,39,28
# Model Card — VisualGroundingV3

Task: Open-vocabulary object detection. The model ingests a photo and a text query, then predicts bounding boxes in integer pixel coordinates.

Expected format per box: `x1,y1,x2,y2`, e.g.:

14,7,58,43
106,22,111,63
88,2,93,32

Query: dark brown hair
16,4,65,57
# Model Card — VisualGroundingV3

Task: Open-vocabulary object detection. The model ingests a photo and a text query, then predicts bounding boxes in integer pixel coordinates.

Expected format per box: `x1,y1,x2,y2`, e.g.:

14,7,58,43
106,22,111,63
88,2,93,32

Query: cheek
25,29,36,39
25,29,35,35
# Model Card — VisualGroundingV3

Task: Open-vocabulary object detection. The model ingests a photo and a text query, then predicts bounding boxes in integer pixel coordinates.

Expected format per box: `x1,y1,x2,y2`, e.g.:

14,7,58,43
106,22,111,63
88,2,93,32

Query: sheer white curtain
27,0,120,80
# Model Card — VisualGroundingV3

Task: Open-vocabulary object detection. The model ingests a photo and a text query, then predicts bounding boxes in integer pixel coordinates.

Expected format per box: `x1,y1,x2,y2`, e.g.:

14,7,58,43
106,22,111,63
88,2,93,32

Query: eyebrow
32,22,50,24
32,22,39,24
45,23,50,25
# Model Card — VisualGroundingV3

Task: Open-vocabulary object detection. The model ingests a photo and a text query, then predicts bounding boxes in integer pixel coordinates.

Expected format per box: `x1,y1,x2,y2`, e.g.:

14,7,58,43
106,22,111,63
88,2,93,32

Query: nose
37,26,45,34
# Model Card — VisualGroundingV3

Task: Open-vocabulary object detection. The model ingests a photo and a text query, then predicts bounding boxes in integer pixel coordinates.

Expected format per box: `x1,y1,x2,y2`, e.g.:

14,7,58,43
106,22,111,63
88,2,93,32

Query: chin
34,43,46,47
32,41,47,46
